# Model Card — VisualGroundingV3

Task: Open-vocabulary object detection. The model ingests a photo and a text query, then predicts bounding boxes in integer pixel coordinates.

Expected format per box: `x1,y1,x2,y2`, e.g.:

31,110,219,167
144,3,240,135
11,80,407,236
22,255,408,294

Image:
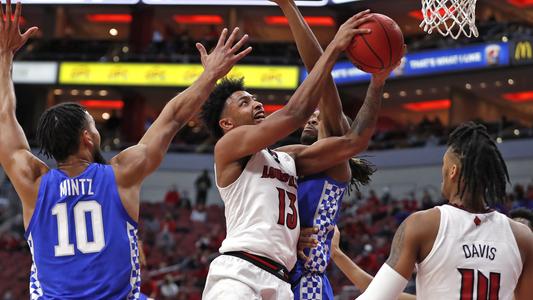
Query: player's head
201,77,264,139
509,208,533,231
441,122,509,210
300,110,320,145
36,103,106,164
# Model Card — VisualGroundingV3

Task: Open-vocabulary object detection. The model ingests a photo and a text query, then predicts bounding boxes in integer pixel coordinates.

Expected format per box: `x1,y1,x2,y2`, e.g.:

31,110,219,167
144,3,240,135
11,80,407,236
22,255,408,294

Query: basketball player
199,14,388,299
355,122,533,300
270,1,392,299
0,1,251,297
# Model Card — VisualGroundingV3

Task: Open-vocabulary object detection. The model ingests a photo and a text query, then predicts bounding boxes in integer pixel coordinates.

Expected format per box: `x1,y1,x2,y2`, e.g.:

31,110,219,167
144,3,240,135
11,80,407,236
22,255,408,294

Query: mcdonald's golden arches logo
515,41,532,61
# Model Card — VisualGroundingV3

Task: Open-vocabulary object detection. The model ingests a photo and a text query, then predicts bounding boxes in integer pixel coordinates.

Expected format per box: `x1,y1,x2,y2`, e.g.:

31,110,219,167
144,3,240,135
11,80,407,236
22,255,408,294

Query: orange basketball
346,13,404,73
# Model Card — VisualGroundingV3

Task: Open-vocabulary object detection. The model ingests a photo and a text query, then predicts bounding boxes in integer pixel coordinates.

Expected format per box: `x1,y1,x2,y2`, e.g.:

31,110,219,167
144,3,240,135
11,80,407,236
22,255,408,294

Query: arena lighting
403,99,451,112
502,91,533,103
86,14,132,23
507,0,533,7
264,104,284,113
264,16,335,26
79,100,125,110
173,15,223,25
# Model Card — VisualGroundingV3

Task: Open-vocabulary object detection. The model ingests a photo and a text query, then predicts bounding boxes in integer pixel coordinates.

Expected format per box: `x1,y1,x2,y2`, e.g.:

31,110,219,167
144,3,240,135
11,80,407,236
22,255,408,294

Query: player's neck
57,155,93,178
448,194,490,213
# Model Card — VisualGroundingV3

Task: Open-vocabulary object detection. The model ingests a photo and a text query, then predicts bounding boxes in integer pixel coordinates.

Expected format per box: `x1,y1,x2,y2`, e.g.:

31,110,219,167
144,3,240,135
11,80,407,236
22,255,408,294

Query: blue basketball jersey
24,163,141,299
291,173,347,300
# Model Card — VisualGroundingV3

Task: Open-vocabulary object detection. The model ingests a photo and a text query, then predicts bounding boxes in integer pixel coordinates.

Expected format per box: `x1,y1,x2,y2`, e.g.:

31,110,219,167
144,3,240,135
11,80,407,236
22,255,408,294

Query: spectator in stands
164,185,181,207
160,274,179,299
181,189,192,210
2,290,14,300
194,170,211,205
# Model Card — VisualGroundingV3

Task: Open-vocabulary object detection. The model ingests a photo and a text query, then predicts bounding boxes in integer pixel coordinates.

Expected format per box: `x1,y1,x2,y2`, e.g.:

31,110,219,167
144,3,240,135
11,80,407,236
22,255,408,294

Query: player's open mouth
254,111,265,120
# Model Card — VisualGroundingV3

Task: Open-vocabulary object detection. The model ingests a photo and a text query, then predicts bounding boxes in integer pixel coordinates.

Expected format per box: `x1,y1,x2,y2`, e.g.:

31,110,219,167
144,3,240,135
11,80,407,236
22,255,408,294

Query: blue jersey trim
107,165,138,227
24,172,49,240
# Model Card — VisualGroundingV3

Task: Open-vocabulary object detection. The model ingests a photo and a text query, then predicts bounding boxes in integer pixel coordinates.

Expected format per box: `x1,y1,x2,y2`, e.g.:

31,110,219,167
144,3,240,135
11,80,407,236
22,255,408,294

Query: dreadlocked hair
200,77,245,139
36,102,88,162
447,121,510,210
348,157,376,192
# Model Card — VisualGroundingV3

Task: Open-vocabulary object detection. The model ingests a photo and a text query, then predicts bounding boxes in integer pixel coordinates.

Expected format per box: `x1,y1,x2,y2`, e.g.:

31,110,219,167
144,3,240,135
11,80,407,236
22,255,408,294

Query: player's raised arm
290,53,402,177
0,0,46,207
273,0,371,137
110,27,251,186
214,16,369,166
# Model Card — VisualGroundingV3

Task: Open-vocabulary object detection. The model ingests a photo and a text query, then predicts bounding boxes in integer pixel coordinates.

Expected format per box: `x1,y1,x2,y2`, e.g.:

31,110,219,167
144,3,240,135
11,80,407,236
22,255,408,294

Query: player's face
221,91,265,132
300,110,320,145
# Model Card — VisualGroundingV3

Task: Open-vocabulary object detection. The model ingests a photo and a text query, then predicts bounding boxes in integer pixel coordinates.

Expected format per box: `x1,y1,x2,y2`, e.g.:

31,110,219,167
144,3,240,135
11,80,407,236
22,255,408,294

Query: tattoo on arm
351,82,384,135
386,220,407,267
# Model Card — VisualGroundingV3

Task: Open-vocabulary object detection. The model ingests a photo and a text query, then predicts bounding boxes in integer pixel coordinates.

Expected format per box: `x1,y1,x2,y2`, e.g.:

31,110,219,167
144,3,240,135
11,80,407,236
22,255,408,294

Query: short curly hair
200,77,245,139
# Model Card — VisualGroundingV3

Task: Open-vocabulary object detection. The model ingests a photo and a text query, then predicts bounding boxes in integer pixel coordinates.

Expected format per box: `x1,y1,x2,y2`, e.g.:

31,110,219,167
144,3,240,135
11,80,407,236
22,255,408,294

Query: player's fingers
21,26,38,42
298,251,309,262
196,42,208,58
13,1,20,28
225,27,240,49
353,28,372,35
6,0,11,26
353,15,372,28
232,46,252,62
215,28,228,48
229,33,248,54
0,0,4,27
353,9,371,20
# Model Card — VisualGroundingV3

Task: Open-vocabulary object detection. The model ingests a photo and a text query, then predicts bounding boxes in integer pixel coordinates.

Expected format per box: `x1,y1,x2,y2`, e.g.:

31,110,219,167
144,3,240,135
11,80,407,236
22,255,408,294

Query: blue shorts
292,272,334,300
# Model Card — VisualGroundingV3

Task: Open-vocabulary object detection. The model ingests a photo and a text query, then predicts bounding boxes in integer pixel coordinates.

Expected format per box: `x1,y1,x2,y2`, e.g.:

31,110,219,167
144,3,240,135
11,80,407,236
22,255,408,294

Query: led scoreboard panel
18,0,139,4
142,0,329,6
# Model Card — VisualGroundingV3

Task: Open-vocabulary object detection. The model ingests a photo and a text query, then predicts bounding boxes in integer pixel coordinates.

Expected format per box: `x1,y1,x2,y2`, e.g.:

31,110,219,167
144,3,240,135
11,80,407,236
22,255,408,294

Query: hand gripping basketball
345,13,405,73
330,10,373,52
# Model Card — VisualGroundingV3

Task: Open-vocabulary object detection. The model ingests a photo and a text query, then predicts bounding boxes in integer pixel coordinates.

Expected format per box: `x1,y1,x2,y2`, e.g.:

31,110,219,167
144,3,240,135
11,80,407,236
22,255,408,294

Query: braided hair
36,103,88,162
348,157,376,192
447,122,510,210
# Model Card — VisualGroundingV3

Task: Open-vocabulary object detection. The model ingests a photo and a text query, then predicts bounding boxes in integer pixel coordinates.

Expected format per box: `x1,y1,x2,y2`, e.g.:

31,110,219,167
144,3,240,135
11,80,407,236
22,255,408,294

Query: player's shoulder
402,207,441,240
508,218,533,255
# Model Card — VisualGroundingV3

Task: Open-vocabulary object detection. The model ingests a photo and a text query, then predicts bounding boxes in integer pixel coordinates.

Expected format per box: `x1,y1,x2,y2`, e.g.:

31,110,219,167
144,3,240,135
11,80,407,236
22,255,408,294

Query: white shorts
202,255,294,300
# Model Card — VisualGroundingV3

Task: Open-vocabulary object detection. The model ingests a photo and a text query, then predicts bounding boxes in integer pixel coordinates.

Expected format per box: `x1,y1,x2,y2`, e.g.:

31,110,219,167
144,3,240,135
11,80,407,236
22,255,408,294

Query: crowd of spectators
1,169,532,299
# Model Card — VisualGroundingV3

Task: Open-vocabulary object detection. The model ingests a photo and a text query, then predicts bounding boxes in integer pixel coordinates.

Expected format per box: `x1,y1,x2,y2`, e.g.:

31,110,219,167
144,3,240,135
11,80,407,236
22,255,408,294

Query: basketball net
420,0,478,39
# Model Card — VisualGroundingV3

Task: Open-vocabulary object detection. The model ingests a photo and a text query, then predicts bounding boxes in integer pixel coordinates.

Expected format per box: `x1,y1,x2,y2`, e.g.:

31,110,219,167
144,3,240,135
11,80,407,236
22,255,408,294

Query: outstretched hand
0,0,38,56
331,10,373,52
196,27,252,80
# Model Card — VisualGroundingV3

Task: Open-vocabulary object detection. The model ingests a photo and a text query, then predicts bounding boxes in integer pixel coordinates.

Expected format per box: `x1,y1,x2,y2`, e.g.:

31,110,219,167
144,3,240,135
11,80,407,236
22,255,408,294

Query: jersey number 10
52,200,105,257
458,268,501,300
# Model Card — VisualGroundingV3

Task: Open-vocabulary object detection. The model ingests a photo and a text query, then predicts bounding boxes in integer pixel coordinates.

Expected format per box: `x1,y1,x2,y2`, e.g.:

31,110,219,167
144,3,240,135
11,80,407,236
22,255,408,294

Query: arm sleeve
355,263,409,300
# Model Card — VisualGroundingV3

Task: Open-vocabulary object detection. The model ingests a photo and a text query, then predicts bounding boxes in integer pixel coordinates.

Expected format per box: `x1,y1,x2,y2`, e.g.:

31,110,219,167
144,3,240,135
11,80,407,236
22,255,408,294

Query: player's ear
81,129,94,148
219,117,234,133
449,163,459,181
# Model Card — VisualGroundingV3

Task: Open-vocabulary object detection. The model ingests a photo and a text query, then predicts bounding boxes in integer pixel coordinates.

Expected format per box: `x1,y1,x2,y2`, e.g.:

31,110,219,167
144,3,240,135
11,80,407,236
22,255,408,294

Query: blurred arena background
0,0,532,299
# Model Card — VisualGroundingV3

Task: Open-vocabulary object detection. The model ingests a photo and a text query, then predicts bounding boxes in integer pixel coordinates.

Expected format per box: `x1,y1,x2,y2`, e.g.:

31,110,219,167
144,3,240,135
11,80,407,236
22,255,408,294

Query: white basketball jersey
216,149,300,270
416,205,522,300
